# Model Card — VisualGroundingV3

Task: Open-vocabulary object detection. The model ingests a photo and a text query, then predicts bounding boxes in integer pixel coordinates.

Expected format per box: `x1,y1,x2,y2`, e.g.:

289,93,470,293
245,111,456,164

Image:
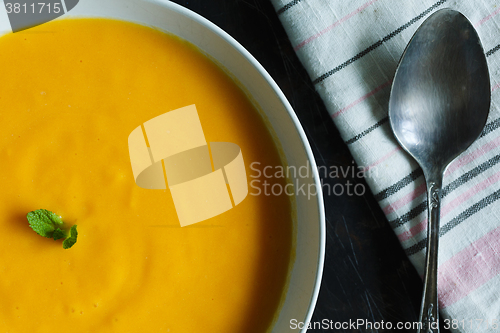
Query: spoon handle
417,178,442,333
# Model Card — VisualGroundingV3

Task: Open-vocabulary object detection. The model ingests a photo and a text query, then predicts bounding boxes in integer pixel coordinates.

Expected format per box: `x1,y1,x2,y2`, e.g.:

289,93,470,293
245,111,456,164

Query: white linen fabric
270,0,500,331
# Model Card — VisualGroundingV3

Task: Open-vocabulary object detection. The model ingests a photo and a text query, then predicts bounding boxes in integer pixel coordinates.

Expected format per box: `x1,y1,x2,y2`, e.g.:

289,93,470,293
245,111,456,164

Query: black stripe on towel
312,0,447,85
345,116,389,145
389,153,500,228
374,168,423,201
373,117,500,201
405,188,500,256
486,43,500,57
276,0,302,15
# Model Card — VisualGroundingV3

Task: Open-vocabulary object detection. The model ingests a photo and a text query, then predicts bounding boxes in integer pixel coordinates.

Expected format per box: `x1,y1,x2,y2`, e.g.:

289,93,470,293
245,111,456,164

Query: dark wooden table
169,1,449,332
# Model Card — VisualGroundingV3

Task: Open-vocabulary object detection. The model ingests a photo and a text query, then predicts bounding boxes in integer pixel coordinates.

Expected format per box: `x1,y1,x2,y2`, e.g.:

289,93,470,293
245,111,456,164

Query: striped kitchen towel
271,0,500,331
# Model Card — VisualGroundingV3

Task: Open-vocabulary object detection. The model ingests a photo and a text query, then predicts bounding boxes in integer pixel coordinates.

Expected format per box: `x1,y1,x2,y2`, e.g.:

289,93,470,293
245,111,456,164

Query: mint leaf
27,209,63,238
52,228,66,240
62,225,78,249
26,209,78,249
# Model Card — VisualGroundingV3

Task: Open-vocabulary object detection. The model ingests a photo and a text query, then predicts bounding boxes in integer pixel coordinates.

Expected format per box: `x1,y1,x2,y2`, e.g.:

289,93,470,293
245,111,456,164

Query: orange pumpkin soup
0,19,293,332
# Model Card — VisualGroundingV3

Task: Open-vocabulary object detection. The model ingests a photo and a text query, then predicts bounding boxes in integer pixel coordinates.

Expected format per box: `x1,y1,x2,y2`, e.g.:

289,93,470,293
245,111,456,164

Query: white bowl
0,1,326,331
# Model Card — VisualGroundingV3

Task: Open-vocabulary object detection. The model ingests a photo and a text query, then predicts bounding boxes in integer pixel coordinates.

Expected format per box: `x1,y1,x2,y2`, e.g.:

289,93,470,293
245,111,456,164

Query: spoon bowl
390,9,490,173
389,8,490,332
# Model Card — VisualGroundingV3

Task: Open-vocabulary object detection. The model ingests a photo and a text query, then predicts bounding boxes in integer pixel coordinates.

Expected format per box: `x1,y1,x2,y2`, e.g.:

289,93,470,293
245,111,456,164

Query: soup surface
0,18,293,332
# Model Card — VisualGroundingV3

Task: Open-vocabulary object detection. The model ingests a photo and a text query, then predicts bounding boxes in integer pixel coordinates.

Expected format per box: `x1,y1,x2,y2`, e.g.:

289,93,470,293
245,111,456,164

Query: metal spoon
389,9,490,333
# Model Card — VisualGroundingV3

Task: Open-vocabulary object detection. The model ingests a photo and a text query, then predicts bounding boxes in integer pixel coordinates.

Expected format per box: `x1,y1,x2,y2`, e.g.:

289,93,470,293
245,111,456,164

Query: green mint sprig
26,209,78,249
